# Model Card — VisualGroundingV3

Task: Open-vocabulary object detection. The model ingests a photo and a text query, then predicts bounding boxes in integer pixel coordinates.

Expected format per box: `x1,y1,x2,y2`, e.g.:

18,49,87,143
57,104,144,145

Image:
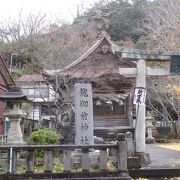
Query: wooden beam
119,68,137,76
112,45,180,61
121,52,170,61
146,67,170,76
119,67,170,77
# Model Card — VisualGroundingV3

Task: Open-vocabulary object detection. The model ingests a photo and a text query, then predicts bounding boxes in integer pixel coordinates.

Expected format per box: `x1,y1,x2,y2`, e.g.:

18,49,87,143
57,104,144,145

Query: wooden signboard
133,87,146,105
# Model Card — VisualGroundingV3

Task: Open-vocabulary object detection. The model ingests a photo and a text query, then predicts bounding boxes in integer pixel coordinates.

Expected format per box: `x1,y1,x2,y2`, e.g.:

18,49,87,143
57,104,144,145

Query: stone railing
0,135,7,145
155,121,174,127
0,133,131,179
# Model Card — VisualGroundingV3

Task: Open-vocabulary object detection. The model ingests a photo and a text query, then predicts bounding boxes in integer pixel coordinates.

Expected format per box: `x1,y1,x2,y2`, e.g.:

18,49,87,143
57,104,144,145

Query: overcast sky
0,0,98,22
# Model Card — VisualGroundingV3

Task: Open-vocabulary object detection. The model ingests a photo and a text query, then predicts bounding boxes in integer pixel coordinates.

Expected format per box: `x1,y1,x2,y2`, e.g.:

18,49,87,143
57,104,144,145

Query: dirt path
145,144,180,168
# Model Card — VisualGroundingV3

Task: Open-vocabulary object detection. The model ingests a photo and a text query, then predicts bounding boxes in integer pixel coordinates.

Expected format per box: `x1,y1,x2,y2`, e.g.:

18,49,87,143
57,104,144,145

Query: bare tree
33,25,93,70
144,0,180,138
42,72,77,143
147,76,180,137
144,0,180,51
0,10,96,72
0,10,49,43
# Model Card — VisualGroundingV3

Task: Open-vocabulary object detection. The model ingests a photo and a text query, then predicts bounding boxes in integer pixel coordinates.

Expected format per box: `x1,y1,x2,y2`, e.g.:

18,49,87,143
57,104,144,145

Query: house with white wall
16,74,56,127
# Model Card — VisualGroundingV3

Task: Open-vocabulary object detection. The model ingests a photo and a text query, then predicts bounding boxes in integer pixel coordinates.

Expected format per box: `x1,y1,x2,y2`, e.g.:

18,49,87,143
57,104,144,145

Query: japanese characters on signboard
74,83,94,145
133,87,147,105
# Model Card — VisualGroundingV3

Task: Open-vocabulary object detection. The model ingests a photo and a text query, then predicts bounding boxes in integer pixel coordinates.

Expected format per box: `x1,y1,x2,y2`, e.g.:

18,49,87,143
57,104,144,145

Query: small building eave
0,55,16,88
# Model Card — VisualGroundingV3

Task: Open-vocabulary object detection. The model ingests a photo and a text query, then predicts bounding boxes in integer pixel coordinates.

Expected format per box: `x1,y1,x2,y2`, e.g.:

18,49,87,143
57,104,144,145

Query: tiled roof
43,31,114,76
44,31,136,80
16,74,44,82
64,31,113,70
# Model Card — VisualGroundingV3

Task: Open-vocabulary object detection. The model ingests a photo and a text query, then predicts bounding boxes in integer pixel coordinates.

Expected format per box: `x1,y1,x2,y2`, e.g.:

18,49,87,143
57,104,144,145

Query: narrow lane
145,144,180,168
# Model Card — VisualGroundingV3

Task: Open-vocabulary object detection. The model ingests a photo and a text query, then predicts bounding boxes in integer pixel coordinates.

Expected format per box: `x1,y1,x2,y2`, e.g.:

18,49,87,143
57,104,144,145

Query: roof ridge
64,31,113,70
98,31,111,40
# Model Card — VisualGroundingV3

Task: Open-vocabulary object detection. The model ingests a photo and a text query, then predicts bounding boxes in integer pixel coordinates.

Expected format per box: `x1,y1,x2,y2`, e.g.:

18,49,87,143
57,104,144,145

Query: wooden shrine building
46,32,137,141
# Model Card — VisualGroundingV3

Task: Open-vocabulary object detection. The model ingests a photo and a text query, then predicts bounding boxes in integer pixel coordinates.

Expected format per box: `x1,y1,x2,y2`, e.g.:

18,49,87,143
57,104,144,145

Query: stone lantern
0,87,28,144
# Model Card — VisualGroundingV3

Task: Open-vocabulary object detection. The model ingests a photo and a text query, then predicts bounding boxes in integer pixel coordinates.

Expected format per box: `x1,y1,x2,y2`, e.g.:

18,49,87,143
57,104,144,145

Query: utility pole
9,52,17,74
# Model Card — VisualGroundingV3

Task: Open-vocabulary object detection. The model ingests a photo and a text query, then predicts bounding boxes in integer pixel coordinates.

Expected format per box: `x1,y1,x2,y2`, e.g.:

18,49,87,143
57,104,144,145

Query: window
22,87,49,98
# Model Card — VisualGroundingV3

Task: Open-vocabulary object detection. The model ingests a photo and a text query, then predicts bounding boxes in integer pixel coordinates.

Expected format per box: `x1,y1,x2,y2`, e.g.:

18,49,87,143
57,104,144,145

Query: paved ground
145,144,180,168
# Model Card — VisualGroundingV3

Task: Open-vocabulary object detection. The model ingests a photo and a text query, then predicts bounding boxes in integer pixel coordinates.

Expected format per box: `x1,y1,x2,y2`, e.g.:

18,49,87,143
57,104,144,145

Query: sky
0,0,99,23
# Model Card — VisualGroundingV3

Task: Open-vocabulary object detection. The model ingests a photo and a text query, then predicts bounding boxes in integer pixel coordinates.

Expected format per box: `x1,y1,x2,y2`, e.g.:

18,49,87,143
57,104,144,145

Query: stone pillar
146,128,155,144
116,133,129,177
125,132,134,156
74,83,94,145
4,104,26,144
135,59,146,153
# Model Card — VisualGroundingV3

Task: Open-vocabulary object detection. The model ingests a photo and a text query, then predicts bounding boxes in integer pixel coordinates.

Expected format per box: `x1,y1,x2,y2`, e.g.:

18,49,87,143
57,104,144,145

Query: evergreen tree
76,0,150,42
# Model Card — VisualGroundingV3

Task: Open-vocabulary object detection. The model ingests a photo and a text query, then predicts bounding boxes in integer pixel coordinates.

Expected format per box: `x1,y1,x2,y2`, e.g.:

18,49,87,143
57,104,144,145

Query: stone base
7,141,26,145
145,137,155,144
6,118,25,145
127,156,142,169
135,152,151,166
7,136,25,145
118,173,131,180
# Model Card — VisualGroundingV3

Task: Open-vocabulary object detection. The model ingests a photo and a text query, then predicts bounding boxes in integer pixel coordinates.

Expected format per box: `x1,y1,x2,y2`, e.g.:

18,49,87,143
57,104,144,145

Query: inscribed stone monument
74,83,94,145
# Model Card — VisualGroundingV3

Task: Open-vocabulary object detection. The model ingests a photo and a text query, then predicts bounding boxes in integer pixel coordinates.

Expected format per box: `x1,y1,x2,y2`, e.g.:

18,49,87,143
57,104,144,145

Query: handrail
0,144,117,150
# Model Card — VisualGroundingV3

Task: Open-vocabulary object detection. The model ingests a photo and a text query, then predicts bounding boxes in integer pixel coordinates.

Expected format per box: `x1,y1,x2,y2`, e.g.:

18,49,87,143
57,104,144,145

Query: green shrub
27,128,59,145
11,68,25,80
27,128,60,158
162,132,175,143
156,127,171,136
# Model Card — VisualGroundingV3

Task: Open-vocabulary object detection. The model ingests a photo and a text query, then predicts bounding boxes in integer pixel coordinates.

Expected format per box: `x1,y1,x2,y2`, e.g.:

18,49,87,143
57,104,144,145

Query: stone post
117,133,128,176
125,132,134,156
44,149,53,173
26,149,35,173
135,59,146,153
108,132,116,143
108,132,116,157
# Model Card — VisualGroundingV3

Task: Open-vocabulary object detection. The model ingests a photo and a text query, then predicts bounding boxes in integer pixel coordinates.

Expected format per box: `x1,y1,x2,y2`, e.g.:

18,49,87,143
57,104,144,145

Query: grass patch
53,163,63,172
156,143,180,151
0,165,6,173
17,166,25,174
